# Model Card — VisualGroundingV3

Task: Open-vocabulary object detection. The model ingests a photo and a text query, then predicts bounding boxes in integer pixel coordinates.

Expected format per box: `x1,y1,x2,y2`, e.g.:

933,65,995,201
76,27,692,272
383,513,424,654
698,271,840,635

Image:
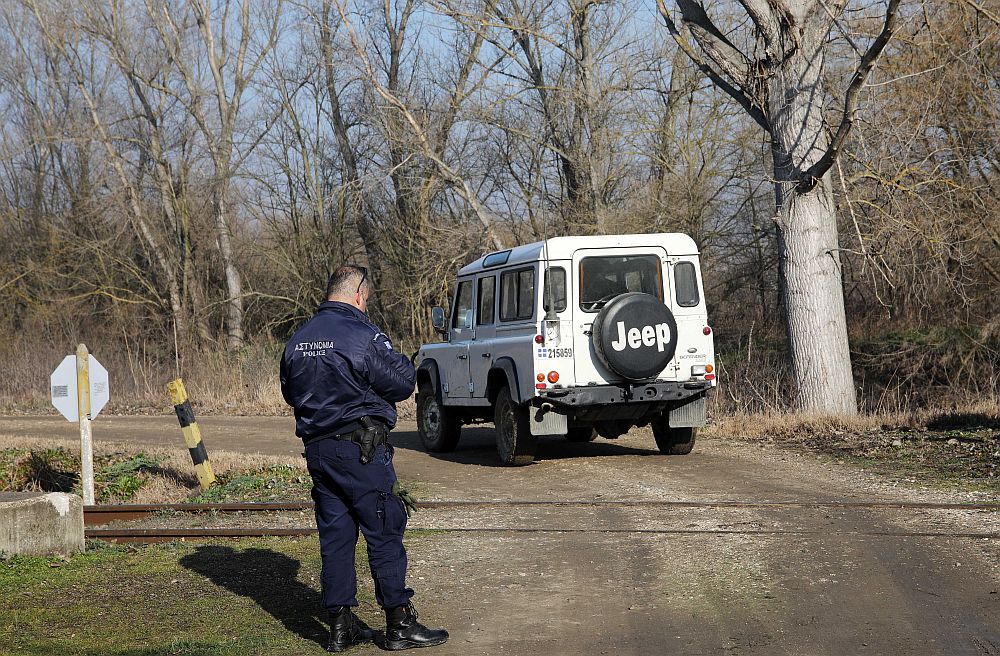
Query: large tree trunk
770,23,857,414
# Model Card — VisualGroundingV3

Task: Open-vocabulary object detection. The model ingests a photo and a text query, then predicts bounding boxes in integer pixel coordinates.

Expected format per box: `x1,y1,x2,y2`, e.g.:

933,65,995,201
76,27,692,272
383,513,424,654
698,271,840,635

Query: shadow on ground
392,425,662,467
179,545,327,650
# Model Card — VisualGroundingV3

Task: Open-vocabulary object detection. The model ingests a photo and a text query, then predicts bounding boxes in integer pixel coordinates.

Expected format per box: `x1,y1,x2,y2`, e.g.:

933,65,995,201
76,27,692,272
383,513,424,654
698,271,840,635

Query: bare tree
657,0,901,413
147,0,286,349
77,1,215,346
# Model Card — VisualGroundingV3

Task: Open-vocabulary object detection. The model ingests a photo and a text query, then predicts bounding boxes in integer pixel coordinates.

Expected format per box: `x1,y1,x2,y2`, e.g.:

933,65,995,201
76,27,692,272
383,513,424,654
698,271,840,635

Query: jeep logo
610,321,671,352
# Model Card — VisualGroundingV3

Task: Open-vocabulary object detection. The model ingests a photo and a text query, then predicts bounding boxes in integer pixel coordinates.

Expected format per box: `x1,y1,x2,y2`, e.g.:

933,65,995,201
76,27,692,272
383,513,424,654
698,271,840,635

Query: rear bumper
534,380,711,408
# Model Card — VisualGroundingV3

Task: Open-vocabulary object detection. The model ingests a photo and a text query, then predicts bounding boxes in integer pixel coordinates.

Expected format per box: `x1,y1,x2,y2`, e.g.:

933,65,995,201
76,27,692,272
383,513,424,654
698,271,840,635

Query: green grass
189,465,312,503
0,537,386,656
1,447,173,503
1,446,318,504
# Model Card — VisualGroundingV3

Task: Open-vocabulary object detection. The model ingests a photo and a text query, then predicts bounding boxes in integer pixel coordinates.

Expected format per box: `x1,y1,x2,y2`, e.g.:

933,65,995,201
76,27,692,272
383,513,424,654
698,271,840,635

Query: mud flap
530,405,568,436
669,396,706,428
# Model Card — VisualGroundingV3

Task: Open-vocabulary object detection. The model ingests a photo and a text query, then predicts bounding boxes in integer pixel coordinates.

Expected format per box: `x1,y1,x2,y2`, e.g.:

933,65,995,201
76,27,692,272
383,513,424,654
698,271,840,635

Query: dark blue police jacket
280,301,416,440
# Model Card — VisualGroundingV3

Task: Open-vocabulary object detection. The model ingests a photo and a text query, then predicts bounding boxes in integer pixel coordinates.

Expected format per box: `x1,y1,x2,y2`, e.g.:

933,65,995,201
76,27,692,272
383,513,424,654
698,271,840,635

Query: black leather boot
328,606,374,652
383,603,449,650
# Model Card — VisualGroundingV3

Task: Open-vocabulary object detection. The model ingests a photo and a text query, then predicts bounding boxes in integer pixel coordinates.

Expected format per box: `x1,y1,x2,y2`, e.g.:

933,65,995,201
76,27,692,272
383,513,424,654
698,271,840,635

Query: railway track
83,499,1000,543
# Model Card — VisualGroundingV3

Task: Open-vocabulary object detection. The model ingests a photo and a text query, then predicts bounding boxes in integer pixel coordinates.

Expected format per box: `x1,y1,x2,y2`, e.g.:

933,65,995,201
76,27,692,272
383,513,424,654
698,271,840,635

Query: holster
352,416,389,464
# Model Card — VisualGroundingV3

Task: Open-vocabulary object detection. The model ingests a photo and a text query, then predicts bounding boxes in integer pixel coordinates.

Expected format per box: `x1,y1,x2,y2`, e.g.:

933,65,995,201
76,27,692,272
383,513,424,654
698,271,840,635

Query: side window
452,280,474,329
543,267,567,313
477,276,496,325
500,267,535,322
674,262,700,307
517,269,533,317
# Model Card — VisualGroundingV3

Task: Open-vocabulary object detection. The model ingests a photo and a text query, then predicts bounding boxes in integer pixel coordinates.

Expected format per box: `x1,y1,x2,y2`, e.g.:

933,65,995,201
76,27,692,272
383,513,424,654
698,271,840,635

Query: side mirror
431,306,447,334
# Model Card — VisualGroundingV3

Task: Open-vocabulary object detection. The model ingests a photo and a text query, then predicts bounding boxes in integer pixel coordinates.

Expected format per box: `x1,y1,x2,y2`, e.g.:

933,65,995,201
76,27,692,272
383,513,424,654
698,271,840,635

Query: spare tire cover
592,292,678,381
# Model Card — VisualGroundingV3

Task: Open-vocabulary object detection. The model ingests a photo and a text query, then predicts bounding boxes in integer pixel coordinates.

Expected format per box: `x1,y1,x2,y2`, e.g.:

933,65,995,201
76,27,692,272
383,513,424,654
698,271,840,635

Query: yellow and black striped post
166,378,216,489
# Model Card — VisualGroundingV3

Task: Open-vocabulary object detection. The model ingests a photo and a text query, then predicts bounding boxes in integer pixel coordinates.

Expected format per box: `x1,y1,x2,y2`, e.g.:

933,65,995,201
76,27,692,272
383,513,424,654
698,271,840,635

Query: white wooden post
76,343,95,505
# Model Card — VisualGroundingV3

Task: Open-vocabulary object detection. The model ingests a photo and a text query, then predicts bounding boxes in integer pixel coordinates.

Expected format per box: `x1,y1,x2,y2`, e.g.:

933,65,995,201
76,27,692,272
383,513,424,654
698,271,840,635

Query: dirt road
3,415,999,654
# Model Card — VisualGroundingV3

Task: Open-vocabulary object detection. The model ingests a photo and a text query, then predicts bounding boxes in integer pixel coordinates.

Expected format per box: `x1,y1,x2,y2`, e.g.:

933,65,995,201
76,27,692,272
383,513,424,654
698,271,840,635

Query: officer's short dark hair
326,265,368,299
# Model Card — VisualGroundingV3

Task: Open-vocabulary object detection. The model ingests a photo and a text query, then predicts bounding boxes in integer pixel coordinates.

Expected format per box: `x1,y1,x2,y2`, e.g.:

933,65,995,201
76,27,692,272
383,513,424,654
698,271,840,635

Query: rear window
478,276,496,325
579,255,662,312
674,262,700,307
500,267,535,322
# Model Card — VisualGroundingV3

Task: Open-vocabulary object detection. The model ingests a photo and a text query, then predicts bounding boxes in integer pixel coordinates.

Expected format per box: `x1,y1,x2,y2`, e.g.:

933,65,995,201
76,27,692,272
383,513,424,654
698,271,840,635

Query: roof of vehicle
458,233,699,277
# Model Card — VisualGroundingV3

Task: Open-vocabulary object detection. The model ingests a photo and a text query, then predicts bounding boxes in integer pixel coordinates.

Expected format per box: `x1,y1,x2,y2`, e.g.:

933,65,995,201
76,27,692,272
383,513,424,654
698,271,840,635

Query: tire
417,382,461,452
493,387,537,466
651,415,696,455
591,292,678,381
566,426,597,442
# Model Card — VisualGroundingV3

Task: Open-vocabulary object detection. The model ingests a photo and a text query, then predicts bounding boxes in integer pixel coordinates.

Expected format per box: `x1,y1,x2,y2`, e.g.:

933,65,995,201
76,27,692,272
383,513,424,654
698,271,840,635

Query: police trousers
304,437,414,610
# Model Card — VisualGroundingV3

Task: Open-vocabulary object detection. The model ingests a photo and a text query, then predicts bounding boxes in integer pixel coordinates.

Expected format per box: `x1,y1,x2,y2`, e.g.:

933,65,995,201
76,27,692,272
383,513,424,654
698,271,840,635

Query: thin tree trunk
320,0,381,281
213,186,245,349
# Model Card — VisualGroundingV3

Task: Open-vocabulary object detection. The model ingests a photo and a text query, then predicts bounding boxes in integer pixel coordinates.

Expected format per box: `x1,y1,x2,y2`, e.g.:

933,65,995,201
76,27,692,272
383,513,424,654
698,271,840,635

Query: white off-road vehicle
414,233,716,465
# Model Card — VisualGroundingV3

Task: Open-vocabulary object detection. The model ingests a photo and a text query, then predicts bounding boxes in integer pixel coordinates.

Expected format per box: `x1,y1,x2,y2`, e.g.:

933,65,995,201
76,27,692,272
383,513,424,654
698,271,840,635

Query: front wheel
417,382,461,452
651,416,696,455
493,387,537,466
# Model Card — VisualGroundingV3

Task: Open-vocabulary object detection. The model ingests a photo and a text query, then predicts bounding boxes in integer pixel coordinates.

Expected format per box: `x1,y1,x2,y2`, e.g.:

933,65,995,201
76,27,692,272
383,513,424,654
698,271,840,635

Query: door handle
457,354,468,360
481,352,491,358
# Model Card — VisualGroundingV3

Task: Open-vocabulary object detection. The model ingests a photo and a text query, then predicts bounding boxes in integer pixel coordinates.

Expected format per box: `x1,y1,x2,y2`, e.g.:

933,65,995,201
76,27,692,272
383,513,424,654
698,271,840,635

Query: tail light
547,371,559,383
703,326,712,335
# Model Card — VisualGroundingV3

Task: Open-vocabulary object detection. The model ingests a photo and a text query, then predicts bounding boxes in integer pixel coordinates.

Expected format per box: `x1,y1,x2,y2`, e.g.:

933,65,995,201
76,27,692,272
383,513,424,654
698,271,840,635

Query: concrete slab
0,491,84,557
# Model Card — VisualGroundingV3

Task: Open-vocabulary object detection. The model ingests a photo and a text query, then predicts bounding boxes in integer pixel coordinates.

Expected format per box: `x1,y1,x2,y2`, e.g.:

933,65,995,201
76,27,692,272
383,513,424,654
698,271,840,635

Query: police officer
280,265,449,652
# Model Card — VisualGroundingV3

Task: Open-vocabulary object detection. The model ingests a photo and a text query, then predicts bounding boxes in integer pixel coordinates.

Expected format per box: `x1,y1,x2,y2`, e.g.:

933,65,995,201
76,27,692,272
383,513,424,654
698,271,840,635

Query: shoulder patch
372,332,394,351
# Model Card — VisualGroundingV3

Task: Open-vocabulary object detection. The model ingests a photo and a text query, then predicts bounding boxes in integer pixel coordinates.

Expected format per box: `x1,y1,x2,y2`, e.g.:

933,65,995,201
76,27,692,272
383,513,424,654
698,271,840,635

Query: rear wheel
566,426,597,442
417,382,461,452
493,387,537,466
651,415,696,455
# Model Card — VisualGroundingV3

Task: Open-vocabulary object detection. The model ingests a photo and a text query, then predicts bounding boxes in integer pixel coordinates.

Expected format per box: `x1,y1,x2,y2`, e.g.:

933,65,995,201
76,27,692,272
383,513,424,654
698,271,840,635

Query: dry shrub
708,324,1000,418
0,333,417,417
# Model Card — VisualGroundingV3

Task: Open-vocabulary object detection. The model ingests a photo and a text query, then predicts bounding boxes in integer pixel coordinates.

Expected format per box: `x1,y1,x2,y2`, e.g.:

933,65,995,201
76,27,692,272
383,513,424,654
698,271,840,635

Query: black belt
304,418,390,464
304,419,387,444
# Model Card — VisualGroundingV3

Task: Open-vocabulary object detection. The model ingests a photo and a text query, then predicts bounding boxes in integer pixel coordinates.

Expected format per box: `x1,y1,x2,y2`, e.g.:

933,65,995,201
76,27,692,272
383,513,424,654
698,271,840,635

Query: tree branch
332,0,504,250
656,0,769,131
736,0,782,59
799,0,901,189
673,0,755,87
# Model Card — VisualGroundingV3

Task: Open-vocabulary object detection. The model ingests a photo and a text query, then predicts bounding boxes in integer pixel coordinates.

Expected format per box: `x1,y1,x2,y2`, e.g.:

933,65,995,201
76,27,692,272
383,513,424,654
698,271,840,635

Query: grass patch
0,441,312,504
189,465,312,503
0,439,423,505
0,536,388,656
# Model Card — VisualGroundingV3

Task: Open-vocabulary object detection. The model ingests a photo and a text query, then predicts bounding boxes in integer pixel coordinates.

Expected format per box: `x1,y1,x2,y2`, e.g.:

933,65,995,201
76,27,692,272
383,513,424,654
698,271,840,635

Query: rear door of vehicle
665,256,714,381
468,273,497,399
570,247,670,385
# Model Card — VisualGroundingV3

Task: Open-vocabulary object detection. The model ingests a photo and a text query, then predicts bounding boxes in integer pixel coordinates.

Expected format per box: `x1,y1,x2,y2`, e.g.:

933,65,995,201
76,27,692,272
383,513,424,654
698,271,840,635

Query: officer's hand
391,481,418,517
